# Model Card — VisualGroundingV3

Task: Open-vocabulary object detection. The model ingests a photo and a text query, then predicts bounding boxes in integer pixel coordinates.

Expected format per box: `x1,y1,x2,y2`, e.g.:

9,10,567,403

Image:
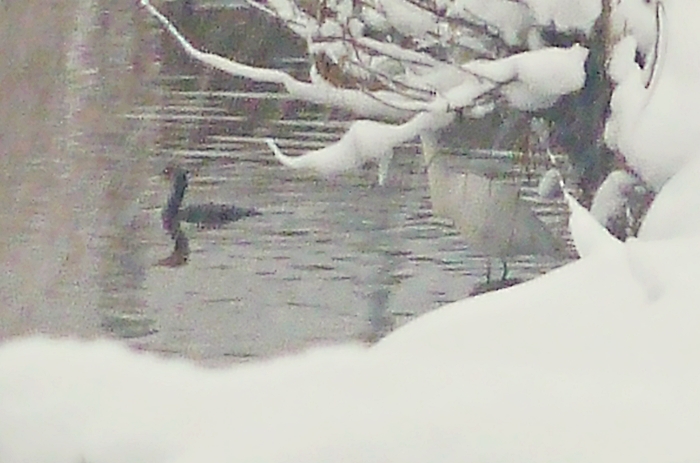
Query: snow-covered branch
266,110,455,185
139,0,421,118
140,0,598,191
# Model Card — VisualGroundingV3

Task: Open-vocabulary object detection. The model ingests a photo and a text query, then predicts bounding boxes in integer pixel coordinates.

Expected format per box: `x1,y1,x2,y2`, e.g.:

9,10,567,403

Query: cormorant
161,165,261,238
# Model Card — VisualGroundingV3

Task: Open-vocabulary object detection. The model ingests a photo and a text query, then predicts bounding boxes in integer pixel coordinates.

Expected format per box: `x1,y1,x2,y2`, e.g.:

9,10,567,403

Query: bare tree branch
138,0,428,118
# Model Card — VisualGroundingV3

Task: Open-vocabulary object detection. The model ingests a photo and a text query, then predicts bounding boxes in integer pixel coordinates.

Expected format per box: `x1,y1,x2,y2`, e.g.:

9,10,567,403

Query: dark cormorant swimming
161,164,261,238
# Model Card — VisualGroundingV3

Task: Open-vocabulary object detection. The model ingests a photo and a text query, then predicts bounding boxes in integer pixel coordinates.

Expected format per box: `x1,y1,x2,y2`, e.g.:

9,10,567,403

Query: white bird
421,132,567,285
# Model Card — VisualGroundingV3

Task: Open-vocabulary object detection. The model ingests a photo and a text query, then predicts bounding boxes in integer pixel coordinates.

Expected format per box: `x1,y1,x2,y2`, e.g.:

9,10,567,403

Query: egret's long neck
420,131,440,167
421,131,450,181
420,131,453,220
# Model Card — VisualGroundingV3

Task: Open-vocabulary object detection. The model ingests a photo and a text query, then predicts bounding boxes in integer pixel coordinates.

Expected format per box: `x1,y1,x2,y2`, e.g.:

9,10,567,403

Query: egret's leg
485,258,492,284
501,259,509,281
377,152,391,186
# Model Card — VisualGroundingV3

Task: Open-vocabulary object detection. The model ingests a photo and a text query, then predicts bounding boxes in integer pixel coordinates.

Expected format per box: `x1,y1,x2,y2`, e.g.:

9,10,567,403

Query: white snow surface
522,0,601,33
440,0,534,46
611,0,658,57
269,44,587,181
564,190,621,258
607,0,700,190
639,155,700,240
375,0,438,39
266,111,455,183
435,45,588,113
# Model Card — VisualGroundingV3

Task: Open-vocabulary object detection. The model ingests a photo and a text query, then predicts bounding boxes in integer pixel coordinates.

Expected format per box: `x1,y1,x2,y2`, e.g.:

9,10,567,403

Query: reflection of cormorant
161,165,261,238
156,228,190,267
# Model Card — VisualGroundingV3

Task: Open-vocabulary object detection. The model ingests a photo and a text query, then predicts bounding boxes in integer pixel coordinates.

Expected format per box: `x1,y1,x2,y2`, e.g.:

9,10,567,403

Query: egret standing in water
421,132,567,293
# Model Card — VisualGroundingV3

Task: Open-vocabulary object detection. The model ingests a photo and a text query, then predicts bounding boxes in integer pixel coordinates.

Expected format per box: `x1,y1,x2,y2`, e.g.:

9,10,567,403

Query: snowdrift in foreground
2,218,700,462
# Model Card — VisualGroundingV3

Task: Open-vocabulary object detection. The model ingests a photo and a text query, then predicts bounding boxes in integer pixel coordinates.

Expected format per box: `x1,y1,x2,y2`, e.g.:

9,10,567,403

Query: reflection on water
0,3,569,362
130,71,568,360
0,0,159,339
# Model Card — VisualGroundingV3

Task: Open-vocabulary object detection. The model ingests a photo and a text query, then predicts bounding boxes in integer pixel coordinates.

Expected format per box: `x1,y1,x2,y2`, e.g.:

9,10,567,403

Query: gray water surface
0,4,569,363
126,72,569,361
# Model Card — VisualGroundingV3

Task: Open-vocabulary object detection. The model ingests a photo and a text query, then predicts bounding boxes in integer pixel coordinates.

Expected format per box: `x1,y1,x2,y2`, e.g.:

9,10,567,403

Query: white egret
421,132,567,289
537,167,564,199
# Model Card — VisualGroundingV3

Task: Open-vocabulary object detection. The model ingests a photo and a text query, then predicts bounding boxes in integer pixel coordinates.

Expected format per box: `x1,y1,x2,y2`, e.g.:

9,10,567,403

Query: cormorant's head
162,164,189,192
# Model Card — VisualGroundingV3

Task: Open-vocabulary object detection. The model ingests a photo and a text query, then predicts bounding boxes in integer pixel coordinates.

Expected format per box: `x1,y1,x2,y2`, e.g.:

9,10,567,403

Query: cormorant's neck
165,171,188,219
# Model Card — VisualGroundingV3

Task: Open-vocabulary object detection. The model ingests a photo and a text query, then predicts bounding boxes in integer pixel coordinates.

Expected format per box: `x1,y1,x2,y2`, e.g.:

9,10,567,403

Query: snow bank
3,228,700,462
607,0,700,190
590,170,639,229
611,0,658,56
638,155,700,240
2,168,700,463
